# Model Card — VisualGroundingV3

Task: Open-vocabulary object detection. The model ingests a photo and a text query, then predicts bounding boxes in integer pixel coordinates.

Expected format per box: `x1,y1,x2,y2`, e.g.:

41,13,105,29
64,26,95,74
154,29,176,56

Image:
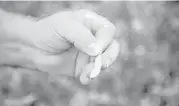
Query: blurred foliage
0,1,179,106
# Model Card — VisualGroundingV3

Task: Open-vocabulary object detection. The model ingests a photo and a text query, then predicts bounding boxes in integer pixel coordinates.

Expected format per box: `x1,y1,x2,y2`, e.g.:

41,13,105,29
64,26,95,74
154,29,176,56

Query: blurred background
0,1,179,106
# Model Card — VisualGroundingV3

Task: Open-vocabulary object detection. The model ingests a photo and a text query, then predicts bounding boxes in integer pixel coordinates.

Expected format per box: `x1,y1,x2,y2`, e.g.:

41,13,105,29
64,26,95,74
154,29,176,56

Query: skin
0,9,120,84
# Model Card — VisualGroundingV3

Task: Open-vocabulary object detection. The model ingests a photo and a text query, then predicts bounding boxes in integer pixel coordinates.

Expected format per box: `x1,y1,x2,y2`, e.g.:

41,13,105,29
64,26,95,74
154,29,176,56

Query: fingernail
88,43,102,56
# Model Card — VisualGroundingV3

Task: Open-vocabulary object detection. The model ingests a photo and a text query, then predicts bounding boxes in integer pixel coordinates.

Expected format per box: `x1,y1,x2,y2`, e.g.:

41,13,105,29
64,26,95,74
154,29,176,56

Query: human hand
0,9,120,84
36,9,120,84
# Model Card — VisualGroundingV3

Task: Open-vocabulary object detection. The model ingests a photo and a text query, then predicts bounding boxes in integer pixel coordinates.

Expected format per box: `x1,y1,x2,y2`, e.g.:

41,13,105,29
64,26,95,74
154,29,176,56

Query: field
0,1,179,106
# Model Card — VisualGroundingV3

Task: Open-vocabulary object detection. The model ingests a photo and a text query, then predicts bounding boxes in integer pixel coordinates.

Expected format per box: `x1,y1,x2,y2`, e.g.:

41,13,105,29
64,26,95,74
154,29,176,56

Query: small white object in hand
90,55,102,78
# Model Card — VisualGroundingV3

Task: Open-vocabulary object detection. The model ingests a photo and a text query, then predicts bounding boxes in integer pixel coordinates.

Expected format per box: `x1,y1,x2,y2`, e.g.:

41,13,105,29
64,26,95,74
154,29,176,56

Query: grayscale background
0,1,179,106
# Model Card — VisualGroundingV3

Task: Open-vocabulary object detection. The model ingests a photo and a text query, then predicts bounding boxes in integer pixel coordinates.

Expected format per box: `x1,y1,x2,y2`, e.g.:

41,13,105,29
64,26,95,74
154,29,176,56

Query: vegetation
0,1,179,106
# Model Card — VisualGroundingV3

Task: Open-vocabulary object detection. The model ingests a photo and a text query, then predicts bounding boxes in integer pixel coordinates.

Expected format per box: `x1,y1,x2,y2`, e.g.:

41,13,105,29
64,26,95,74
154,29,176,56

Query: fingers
94,24,116,55
39,10,116,56
38,12,98,56
76,40,120,84
73,9,116,55
89,55,102,78
75,52,100,84
58,19,97,56
74,52,94,85
101,40,120,69
74,52,90,77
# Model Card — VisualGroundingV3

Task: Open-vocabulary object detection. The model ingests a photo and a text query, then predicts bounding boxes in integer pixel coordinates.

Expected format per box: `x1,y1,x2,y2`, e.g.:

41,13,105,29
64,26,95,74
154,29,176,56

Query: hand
0,9,120,84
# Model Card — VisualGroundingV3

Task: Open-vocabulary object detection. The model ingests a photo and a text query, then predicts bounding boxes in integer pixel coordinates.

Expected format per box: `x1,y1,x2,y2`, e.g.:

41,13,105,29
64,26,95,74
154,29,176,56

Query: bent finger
38,12,98,56
101,40,120,70
74,9,116,55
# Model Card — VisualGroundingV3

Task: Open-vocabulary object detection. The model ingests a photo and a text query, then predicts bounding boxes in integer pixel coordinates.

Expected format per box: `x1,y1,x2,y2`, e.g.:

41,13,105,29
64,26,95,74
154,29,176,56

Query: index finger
38,11,99,56
73,9,116,55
